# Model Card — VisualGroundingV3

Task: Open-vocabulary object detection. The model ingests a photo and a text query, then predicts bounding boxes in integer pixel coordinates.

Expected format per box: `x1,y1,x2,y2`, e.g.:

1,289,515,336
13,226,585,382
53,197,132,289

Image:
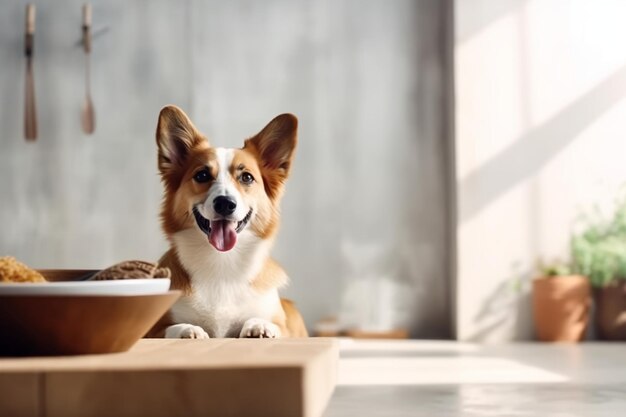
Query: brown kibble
91,260,172,281
0,256,47,283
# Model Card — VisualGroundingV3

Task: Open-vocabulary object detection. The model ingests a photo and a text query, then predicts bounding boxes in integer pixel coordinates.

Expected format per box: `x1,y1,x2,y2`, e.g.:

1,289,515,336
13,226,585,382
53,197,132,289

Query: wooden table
0,338,338,417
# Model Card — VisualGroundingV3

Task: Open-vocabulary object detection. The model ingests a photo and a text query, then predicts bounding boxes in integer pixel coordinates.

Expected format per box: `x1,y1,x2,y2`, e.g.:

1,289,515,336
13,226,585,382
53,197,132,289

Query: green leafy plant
571,195,626,287
539,261,572,277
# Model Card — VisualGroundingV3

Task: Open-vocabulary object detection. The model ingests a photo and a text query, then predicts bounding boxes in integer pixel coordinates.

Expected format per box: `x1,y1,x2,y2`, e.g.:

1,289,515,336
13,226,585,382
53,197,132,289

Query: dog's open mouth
193,206,252,252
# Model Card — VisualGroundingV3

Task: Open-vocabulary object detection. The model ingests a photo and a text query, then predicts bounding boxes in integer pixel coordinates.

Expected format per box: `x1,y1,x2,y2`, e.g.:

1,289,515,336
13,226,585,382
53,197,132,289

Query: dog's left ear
245,113,297,186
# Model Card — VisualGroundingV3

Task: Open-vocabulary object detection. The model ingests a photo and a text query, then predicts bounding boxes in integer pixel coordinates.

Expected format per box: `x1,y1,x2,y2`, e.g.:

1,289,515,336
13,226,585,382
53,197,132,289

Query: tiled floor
324,340,626,417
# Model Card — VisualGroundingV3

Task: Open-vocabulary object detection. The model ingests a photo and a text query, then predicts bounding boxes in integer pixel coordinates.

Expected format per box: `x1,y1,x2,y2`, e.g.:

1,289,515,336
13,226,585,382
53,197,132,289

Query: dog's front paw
165,323,210,339
240,318,281,338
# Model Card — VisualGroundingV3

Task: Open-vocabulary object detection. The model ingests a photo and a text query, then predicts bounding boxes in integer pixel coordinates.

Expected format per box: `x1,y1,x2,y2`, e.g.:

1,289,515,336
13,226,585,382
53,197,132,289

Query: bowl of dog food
0,257,180,356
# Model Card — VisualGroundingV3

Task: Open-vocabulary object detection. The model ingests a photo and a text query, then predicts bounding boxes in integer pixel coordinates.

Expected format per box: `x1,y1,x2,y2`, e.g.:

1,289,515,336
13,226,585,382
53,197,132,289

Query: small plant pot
532,275,591,342
594,281,626,340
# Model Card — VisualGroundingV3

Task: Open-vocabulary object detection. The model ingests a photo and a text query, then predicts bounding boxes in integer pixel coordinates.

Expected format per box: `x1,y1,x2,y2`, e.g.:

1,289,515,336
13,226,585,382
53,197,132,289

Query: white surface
338,357,566,386
325,339,626,417
336,339,567,386
0,278,171,296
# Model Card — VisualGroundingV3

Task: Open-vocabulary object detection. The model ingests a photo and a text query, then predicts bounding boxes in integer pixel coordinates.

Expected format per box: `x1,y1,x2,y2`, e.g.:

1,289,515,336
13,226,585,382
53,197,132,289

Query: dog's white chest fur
172,282,280,337
169,228,281,338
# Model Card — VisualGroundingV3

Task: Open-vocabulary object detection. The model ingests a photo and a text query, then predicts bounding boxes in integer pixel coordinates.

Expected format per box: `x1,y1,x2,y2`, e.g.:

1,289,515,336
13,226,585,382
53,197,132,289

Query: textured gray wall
0,0,452,337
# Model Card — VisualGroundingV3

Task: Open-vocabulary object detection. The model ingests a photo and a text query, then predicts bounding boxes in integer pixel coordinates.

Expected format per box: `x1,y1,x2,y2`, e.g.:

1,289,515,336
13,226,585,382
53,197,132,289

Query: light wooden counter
0,338,338,417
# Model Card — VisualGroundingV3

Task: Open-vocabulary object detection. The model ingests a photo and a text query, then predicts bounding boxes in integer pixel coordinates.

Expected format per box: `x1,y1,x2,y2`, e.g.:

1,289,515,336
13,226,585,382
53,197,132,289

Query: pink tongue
209,220,238,252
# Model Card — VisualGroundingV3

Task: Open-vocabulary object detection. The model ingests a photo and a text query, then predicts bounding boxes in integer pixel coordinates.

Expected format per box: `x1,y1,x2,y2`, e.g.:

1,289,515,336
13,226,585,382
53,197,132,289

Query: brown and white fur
147,105,307,339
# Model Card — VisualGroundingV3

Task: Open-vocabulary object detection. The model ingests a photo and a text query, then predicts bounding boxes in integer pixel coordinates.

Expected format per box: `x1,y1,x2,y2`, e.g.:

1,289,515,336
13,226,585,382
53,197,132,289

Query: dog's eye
193,169,211,183
240,172,255,185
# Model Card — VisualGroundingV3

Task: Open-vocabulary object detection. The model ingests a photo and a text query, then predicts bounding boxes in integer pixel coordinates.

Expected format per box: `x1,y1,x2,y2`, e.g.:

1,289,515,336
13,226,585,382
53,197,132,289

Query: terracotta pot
594,281,626,340
532,275,591,342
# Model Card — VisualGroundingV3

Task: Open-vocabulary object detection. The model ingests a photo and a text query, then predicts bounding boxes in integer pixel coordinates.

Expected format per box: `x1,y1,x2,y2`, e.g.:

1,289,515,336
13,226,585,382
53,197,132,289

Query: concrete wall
455,0,626,341
0,0,453,337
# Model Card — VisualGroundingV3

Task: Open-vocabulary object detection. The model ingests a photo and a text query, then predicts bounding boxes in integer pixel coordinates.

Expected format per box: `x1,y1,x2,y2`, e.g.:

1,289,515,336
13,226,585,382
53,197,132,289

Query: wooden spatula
24,4,37,141
81,3,95,134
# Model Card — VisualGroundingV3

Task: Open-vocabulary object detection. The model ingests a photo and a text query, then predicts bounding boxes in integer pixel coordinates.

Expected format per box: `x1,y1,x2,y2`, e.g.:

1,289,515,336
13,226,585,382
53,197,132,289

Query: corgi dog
147,105,307,339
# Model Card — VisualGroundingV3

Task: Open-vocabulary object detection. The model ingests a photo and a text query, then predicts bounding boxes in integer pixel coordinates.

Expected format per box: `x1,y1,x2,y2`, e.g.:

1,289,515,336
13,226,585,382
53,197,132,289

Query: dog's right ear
156,105,203,175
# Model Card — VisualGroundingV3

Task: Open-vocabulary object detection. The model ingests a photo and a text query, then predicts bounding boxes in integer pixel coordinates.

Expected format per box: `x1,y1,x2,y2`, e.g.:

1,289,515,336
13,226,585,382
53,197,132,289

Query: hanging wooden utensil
81,3,95,134
24,4,37,141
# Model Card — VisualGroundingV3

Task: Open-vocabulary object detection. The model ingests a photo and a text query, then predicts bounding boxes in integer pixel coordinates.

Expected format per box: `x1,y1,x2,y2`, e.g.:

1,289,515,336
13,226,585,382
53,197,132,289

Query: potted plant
572,197,626,340
532,261,591,342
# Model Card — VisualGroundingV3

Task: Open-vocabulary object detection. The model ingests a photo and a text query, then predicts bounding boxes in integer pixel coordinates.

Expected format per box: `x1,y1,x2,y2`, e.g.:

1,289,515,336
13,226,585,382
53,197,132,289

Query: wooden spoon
24,4,37,141
81,4,95,134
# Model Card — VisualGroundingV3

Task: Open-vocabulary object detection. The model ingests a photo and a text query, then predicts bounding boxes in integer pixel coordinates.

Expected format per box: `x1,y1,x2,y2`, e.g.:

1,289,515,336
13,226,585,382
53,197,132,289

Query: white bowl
0,278,171,296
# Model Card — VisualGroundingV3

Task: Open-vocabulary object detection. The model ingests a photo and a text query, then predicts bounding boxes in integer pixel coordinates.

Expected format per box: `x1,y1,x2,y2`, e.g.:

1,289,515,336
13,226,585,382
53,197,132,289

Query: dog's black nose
213,196,237,216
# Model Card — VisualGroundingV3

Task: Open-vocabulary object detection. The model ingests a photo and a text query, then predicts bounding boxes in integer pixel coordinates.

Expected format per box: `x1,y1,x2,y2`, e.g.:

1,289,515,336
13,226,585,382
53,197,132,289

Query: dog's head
156,105,297,252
